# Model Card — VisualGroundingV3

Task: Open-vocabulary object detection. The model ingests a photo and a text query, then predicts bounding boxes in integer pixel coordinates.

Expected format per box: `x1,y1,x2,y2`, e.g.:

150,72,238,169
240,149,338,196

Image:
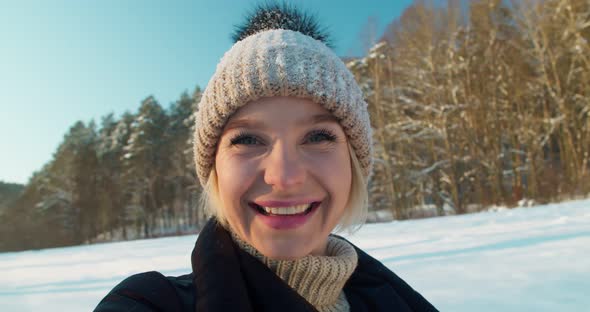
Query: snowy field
1,199,589,312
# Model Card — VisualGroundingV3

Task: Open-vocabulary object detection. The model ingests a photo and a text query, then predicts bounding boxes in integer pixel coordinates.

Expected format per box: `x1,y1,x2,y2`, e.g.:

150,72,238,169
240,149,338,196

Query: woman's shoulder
332,235,439,312
94,271,194,312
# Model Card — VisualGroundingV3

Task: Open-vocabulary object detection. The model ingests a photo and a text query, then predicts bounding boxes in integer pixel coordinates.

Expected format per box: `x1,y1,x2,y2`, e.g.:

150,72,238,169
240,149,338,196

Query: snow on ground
1,199,589,311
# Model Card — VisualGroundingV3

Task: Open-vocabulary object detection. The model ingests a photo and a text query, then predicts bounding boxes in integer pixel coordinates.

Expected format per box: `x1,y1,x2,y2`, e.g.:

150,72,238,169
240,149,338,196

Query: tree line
0,89,204,251
1,0,588,251
350,0,589,218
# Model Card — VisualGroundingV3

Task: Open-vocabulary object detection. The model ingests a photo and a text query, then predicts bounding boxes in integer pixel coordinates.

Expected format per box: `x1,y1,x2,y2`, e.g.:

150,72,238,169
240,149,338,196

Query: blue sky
0,0,412,184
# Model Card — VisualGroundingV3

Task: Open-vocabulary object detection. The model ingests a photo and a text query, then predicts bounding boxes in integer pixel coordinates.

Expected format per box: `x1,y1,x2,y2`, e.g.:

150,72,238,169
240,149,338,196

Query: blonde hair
198,143,368,233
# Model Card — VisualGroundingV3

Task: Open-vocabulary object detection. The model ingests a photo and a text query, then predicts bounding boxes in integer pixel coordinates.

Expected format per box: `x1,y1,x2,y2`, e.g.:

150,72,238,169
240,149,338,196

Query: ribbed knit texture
193,29,373,186
231,232,358,312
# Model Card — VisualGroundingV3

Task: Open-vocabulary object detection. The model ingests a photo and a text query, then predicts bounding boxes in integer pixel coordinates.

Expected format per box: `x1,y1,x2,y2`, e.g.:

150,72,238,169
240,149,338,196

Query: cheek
215,153,258,207
310,149,352,201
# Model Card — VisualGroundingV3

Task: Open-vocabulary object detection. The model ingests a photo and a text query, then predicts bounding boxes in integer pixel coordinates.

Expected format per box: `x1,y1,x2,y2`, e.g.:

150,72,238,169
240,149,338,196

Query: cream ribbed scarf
231,233,358,312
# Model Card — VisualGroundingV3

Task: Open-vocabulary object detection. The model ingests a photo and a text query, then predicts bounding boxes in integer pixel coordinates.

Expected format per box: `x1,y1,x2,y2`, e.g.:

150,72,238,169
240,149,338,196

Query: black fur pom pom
231,2,332,47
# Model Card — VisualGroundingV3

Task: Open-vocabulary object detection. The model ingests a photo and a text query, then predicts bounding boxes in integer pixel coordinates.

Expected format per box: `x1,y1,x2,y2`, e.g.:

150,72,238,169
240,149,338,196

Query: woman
95,3,437,312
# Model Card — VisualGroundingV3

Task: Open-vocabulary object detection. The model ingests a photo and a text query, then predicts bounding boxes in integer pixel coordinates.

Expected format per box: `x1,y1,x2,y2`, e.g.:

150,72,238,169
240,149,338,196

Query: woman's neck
230,231,358,311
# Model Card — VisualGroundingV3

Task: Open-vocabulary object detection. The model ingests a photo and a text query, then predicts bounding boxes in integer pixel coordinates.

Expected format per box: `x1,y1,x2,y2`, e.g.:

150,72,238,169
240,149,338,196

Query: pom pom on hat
231,2,332,47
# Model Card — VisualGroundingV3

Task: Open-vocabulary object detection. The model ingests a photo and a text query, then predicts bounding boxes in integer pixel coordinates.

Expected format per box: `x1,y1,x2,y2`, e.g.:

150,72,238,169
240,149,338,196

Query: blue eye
306,129,337,144
229,133,260,146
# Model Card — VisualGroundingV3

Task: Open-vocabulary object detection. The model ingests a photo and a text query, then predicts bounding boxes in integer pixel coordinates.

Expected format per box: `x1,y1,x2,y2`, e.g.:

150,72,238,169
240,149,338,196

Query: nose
263,143,306,190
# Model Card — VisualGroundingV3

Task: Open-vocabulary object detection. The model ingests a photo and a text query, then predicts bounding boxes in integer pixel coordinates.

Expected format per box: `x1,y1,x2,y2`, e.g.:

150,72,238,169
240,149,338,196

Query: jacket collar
192,219,317,312
191,218,437,312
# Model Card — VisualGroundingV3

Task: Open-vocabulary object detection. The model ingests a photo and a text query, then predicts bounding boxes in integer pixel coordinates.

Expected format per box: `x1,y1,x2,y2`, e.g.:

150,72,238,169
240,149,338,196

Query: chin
256,236,316,260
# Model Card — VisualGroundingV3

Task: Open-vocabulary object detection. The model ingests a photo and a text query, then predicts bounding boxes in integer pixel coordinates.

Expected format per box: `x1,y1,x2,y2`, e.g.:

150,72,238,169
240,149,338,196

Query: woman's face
214,96,352,259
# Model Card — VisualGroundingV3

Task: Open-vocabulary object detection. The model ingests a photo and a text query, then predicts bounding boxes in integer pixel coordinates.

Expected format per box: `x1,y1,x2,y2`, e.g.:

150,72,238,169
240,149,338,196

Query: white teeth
263,204,310,215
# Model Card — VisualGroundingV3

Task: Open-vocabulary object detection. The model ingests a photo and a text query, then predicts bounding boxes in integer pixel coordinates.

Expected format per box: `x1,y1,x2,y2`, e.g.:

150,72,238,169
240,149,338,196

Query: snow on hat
193,3,373,186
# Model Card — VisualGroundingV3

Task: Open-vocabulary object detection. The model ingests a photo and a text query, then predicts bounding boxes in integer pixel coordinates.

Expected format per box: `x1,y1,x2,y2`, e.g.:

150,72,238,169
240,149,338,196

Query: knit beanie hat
193,3,373,186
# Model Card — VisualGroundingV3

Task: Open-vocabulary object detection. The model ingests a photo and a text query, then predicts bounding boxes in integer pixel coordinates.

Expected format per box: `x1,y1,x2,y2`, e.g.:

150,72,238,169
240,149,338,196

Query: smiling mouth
249,202,321,216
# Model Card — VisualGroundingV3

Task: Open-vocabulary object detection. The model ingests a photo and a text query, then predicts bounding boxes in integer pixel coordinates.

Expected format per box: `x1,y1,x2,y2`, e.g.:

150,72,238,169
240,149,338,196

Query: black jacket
95,219,438,311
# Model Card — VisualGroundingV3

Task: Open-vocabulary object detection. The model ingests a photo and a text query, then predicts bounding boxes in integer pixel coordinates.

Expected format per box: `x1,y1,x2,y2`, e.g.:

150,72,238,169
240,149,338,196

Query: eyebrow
224,113,339,131
302,113,339,126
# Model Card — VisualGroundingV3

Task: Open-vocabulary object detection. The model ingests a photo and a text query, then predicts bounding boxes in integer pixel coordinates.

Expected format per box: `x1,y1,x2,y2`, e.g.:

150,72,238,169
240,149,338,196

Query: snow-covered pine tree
122,96,169,238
